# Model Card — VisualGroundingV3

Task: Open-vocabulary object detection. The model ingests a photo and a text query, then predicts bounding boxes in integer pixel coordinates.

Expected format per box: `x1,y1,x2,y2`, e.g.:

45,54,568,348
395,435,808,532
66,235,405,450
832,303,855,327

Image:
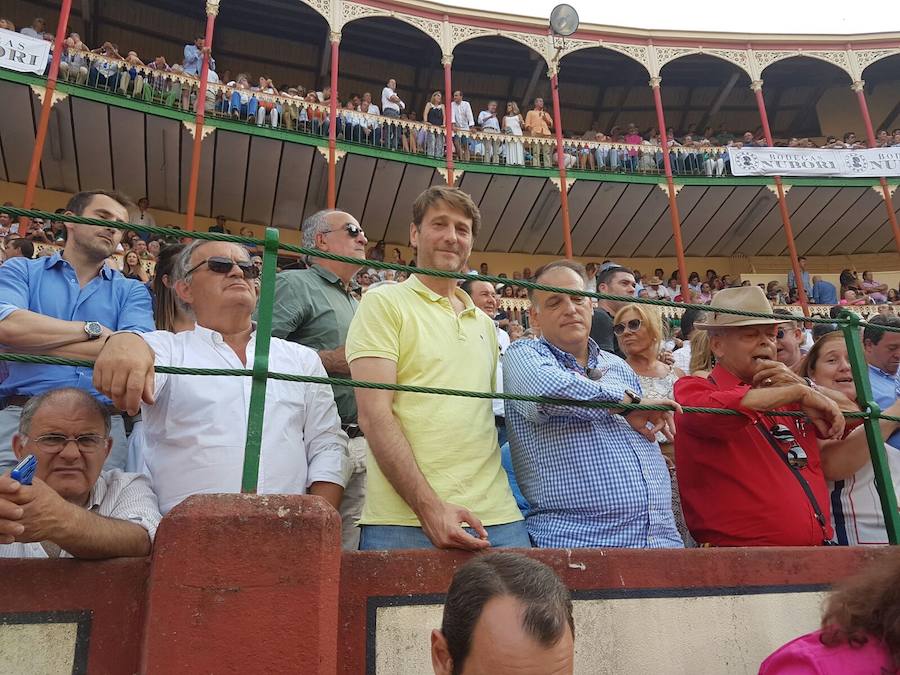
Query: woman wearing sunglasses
613,303,693,546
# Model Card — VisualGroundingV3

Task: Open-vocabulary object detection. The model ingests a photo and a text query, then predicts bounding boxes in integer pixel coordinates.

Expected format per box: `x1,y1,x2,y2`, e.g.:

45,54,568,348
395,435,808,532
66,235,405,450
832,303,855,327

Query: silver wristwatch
83,321,103,340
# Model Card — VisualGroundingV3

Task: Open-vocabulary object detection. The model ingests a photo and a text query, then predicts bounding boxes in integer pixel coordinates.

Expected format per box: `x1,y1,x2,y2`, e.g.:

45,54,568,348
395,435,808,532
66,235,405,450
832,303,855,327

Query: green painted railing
2,206,900,542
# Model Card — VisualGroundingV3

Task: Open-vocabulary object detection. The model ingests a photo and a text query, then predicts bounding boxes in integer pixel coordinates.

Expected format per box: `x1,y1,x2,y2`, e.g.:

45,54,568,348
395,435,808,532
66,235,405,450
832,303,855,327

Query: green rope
4,206,896,331
0,353,896,423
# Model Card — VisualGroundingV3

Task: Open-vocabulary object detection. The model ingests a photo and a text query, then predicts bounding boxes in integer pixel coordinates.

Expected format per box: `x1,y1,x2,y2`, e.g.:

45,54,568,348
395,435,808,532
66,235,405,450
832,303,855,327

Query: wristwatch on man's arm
617,388,642,417
83,321,104,340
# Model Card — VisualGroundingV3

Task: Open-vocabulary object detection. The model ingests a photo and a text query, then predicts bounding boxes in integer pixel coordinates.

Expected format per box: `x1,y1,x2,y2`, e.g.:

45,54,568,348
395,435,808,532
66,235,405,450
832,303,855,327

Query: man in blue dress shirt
810,275,838,305
0,190,153,472
503,260,684,549
864,315,900,448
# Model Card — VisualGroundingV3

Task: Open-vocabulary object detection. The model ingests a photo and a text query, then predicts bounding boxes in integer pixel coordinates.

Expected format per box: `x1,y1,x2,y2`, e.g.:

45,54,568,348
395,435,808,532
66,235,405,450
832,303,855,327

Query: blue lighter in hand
10,455,36,485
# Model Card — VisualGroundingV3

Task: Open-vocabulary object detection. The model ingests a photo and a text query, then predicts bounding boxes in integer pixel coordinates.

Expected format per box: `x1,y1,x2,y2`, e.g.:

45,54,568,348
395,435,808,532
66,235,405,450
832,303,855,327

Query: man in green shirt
271,209,368,549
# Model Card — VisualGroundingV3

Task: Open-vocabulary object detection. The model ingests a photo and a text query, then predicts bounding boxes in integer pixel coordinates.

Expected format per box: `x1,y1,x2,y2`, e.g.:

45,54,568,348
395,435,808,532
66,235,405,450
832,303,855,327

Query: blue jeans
359,520,530,550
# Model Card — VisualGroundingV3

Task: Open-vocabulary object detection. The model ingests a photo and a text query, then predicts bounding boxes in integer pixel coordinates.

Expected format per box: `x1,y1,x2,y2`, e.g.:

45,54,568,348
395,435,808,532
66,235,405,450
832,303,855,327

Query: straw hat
694,286,783,328
646,276,663,286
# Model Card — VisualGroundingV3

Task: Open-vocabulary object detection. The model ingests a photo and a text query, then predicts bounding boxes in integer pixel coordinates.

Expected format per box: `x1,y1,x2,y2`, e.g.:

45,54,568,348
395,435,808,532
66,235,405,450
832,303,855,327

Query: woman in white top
503,101,525,166
801,332,900,545
613,303,693,546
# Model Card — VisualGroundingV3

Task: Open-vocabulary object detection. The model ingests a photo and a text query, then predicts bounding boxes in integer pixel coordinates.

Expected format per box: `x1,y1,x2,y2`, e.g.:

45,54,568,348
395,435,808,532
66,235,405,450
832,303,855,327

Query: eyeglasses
323,223,365,238
776,329,786,339
187,256,260,279
613,319,642,336
32,433,107,454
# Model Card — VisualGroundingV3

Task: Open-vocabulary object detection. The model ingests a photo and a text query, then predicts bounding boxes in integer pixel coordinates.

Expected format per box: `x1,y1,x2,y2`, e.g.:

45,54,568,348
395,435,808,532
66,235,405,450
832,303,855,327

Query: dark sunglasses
613,318,642,336
776,329,786,339
323,222,365,238
187,256,260,279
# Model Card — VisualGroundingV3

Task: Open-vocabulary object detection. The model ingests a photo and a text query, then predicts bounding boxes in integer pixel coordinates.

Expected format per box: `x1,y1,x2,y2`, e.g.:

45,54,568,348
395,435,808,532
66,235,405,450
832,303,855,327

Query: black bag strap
754,420,829,541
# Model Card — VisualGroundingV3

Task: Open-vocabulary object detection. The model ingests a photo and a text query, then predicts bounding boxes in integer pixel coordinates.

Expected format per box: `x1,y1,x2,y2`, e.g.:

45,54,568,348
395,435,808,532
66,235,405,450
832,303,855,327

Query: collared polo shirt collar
192,322,258,344
869,363,897,382
310,262,358,293
407,274,476,314
709,363,748,388
45,251,115,280
310,262,341,285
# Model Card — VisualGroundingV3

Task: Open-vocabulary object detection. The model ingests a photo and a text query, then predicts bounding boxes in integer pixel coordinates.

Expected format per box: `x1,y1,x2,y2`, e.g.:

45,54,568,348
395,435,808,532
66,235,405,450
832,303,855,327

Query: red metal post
22,0,73,219
327,36,340,209
854,83,900,255
752,82,810,315
550,73,574,258
442,56,455,185
650,78,691,303
184,3,219,232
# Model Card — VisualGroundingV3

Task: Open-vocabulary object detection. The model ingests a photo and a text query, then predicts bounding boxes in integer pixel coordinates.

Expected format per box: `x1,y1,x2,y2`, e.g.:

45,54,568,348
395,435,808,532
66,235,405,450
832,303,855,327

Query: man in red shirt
674,287,846,547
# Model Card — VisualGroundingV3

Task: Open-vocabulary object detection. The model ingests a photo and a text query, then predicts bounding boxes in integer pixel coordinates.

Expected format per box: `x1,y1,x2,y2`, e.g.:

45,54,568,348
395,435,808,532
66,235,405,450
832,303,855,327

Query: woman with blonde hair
423,91,445,158
503,101,525,166
614,302,694,546
613,304,685,444
688,328,713,377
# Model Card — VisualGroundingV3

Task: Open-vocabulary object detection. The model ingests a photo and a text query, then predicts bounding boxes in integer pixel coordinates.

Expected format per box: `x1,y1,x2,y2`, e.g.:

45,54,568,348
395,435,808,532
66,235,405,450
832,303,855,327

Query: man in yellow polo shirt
346,186,526,550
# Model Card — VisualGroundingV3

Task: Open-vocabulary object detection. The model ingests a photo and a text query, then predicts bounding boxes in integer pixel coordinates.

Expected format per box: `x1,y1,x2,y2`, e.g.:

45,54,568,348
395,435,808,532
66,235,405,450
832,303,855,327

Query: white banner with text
0,28,50,75
730,146,900,178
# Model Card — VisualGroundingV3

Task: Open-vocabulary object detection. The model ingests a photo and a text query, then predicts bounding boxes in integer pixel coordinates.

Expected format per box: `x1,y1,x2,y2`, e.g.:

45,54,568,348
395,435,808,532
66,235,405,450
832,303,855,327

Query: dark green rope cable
0,353,895,423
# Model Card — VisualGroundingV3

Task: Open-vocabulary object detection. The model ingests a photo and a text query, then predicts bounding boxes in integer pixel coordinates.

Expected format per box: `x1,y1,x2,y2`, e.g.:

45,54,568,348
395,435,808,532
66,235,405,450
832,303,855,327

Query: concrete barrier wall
0,496,893,674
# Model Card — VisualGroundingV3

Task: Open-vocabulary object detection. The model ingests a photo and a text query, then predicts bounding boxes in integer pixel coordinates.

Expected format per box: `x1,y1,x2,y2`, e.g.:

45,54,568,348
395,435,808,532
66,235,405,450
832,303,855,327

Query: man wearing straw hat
674,286,846,547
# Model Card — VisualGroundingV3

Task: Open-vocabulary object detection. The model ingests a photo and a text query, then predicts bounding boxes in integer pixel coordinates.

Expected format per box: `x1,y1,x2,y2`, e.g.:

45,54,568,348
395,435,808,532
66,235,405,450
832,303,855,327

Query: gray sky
436,0,899,35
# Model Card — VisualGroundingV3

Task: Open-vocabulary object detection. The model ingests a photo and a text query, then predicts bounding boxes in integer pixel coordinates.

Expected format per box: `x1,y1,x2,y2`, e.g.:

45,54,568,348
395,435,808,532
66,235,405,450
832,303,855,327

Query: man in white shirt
20,18,49,40
477,101,502,165
452,90,475,162
644,276,669,300
461,279,510,446
0,388,160,558
381,78,405,150
672,308,704,373
360,92,382,146
128,197,157,240
93,240,350,515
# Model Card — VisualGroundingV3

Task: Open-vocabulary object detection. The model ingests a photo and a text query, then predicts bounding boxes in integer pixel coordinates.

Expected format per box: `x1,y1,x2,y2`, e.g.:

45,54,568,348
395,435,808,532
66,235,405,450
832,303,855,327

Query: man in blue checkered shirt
504,261,684,548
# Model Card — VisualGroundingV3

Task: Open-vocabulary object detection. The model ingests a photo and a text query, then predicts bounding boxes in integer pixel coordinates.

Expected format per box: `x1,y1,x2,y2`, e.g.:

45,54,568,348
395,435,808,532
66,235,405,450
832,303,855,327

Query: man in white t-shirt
381,79,405,150
477,101,502,165
451,91,475,162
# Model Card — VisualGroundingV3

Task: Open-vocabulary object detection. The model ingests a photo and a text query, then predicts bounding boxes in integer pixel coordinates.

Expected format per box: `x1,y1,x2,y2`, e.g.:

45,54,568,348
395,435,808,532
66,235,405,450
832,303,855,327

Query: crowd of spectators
0,184,899,562
10,13,900,178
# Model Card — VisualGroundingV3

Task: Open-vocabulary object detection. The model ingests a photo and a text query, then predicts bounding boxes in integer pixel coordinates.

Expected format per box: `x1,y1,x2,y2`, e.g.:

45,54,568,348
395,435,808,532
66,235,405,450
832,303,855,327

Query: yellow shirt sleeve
346,286,402,363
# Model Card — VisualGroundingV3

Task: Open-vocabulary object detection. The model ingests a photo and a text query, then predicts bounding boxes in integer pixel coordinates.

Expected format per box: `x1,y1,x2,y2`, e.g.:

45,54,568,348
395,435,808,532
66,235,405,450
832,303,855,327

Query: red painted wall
0,558,148,673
